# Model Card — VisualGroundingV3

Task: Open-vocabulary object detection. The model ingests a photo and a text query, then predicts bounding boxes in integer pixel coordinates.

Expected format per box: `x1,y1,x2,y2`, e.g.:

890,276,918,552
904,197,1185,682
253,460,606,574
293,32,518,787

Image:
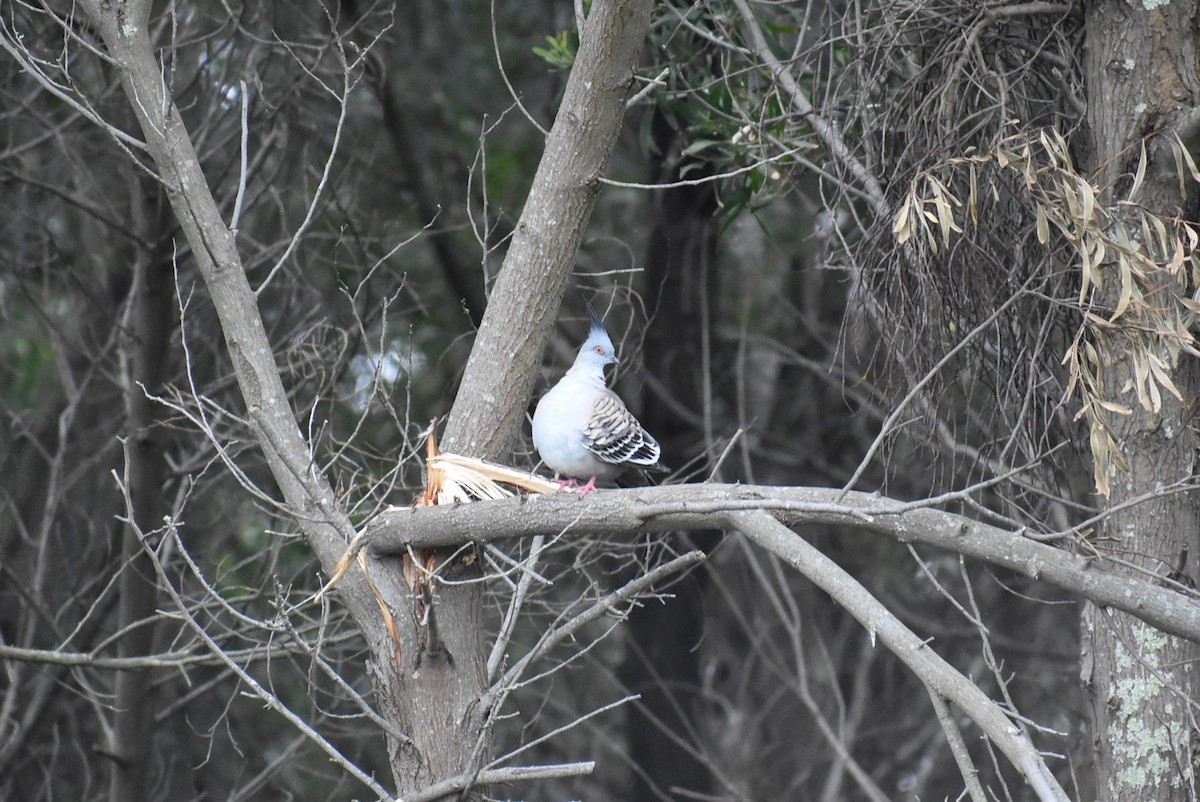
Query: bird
532,305,666,494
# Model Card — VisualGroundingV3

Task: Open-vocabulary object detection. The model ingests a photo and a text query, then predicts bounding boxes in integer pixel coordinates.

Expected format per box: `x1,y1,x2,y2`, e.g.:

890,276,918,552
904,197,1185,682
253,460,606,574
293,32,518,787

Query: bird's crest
578,299,617,366
585,298,606,336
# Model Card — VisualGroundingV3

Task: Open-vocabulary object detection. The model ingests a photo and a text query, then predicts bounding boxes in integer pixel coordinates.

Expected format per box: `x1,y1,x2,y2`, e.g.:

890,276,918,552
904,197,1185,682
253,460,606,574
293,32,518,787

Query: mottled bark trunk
388,0,655,796
1081,3,1200,800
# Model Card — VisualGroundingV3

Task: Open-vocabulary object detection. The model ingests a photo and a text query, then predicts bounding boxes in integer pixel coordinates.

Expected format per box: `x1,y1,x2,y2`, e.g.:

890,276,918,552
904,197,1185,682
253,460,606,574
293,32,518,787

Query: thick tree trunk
382,0,655,796
1081,3,1200,799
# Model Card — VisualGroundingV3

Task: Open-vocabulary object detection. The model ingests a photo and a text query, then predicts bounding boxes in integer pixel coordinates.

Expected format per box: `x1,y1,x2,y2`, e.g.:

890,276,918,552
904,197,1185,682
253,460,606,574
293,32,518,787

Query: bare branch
487,534,547,682
78,0,374,617
928,689,988,802
0,643,275,671
365,484,1200,644
482,550,707,712
730,0,888,214
114,511,395,799
731,510,1068,802
406,761,596,802
626,66,669,109
840,276,1038,496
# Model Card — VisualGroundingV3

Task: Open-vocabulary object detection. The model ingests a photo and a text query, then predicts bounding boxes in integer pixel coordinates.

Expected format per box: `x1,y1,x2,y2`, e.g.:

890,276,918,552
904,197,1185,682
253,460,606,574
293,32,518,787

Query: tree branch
364,483,1200,643
441,0,655,459
76,0,377,625
481,550,706,713
731,511,1068,802
928,689,987,802
730,0,888,215
406,761,596,802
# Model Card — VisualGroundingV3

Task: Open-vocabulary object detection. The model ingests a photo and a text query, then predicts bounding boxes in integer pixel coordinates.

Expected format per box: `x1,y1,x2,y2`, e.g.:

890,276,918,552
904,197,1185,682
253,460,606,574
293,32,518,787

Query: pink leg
553,477,578,491
576,476,599,496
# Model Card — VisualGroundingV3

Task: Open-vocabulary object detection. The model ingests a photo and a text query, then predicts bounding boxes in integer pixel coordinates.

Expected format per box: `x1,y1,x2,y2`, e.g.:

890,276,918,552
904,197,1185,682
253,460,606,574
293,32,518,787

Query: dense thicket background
3,1,1199,801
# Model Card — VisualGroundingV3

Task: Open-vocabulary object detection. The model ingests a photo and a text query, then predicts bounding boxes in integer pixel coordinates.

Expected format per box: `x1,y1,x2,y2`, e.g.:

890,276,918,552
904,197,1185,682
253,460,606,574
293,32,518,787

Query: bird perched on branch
532,305,667,494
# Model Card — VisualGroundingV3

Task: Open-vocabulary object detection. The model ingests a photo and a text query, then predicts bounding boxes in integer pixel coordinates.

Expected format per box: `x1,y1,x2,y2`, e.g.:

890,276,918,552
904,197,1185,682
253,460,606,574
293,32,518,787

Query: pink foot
553,477,578,491
576,477,599,496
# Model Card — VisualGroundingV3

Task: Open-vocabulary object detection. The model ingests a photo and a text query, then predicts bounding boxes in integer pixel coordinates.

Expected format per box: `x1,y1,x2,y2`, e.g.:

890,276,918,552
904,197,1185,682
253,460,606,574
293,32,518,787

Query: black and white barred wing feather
582,391,662,468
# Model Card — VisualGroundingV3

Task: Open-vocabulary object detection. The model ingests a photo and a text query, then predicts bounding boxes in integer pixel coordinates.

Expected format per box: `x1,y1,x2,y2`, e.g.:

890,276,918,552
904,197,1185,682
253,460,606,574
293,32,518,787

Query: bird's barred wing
582,391,661,467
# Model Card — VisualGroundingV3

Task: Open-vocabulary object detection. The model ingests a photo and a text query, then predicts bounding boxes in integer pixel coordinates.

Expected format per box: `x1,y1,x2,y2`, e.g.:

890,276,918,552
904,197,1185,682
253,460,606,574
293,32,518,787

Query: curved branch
732,511,1067,802
365,483,1200,643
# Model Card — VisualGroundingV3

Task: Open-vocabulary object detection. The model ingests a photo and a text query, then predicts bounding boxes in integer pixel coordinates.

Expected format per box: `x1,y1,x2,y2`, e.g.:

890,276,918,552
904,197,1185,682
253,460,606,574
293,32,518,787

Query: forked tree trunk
1081,3,1200,799
419,0,652,795
81,0,654,797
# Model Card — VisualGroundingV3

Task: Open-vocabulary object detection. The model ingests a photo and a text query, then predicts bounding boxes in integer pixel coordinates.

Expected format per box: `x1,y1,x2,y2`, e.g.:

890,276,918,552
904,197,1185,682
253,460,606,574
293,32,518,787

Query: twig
490,0,548,137
121,514,395,798
626,66,669,109
0,642,289,671
482,550,706,712
256,33,352,295
730,0,888,214
405,761,595,802
485,697,635,774
487,534,547,681
600,144,811,190
839,273,1037,498
928,690,988,802
230,80,250,231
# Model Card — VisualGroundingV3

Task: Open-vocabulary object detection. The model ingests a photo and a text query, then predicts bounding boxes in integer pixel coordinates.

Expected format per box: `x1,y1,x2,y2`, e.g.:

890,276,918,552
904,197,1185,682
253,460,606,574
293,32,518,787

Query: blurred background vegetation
3,1,1183,800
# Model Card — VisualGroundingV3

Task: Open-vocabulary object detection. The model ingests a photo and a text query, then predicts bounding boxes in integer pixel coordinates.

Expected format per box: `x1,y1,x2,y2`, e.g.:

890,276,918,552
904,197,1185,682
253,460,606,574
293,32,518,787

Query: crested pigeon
532,306,666,493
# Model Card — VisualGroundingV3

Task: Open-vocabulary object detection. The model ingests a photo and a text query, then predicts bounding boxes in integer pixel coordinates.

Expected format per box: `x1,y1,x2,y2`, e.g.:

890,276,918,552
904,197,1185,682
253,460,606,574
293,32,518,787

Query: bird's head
572,303,619,376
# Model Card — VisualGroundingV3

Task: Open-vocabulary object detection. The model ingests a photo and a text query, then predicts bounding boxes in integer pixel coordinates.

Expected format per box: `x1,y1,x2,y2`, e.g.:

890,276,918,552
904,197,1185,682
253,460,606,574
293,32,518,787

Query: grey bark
363,484,1200,644
440,0,654,458
1081,2,1200,799
390,0,654,793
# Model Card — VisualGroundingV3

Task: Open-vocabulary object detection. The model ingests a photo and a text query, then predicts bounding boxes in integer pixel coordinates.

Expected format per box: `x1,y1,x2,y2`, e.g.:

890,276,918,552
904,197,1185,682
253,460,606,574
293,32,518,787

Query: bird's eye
594,346,605,355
